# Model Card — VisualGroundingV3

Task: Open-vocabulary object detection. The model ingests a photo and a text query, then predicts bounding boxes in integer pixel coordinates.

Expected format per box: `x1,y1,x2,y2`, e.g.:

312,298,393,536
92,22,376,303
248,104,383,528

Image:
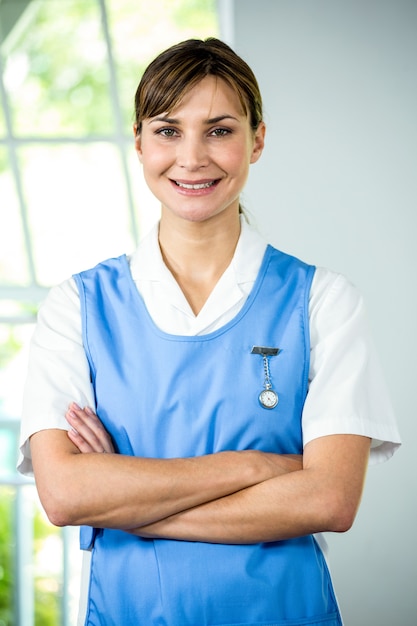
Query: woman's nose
176,136,209,170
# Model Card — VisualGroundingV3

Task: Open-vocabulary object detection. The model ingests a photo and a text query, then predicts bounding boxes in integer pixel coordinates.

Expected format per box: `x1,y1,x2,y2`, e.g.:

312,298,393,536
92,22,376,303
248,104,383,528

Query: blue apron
74,245,342,626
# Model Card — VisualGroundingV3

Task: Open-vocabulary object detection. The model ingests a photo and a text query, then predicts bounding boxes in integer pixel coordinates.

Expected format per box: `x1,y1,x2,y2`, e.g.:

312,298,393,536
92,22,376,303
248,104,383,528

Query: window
0,1,219,623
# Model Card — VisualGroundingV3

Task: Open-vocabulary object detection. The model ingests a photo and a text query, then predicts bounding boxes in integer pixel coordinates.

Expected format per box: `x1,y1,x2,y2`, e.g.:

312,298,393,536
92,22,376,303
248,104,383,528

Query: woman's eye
211,128,230,137
156,128,177,137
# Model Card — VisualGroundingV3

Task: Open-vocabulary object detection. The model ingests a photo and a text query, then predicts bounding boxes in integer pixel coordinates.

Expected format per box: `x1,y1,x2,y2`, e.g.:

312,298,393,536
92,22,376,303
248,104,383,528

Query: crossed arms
30,403,370,544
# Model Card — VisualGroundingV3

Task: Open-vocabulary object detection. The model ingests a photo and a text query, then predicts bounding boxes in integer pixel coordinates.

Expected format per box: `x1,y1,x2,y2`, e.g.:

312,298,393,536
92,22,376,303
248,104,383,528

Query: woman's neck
158,211,241,315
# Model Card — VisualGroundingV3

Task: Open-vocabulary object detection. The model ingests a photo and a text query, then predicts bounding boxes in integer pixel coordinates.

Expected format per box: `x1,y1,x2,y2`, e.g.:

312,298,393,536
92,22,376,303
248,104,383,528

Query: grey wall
222,1,417,624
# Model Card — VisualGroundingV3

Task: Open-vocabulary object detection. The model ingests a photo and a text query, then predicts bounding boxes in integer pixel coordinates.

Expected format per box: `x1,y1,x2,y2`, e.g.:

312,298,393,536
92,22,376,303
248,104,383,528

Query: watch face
259,389,279,409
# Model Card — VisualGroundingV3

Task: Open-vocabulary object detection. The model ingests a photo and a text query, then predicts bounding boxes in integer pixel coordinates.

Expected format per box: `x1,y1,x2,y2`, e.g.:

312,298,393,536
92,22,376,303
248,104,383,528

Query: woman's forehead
163,76,247,119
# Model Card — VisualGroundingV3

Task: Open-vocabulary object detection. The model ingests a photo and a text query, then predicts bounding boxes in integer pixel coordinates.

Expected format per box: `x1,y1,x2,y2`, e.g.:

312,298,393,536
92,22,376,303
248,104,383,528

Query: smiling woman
136,75,264,231
18,35,400,626
131,39,265,315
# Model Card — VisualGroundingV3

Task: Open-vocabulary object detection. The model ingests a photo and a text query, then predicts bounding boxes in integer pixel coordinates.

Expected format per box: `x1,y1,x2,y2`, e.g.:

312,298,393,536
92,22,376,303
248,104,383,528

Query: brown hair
134,38,263,135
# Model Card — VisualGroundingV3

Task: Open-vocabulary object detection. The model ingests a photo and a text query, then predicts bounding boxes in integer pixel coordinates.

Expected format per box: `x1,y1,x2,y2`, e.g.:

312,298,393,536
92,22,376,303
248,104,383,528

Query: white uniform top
18,218,401,475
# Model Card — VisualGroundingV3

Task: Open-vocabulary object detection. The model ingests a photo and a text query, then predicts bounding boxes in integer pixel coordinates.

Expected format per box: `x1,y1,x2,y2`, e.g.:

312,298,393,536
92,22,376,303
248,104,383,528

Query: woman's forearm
129,470,323,543
36,406,369,542
30,428,302,530
129,434,371,544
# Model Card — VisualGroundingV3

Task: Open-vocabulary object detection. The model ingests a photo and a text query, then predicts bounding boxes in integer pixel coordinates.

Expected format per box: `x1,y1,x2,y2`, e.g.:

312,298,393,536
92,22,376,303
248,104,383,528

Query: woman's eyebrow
148,114,239,125
205,115,239,124
149,116,178,124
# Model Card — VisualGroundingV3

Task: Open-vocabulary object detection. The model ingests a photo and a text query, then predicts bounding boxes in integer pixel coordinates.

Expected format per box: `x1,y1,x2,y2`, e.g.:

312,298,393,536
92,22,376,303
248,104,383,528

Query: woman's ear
133,124,142,162
250,122,266,164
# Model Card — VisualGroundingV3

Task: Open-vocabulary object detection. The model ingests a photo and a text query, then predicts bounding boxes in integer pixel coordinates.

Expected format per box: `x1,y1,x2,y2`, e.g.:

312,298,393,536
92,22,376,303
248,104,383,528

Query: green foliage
2,0,218,138
34,582,60,626
33,506,61,626
0,329,22,370
4,1,113,137
0,487,62,625
0,489,14,626
173,0,218,30
0,312,37,371
0,147,7,175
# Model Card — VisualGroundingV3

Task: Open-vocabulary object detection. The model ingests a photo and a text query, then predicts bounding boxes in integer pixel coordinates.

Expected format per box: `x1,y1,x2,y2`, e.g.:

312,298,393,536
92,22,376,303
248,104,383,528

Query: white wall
222,1,417,624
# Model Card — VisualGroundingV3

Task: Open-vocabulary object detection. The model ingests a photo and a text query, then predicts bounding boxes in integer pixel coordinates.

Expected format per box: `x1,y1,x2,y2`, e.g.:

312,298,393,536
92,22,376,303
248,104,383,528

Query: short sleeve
303,268,401,465
17,278,95,477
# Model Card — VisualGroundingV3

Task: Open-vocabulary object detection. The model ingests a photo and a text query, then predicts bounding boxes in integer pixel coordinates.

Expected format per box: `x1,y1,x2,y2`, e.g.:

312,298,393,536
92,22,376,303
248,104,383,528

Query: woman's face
134,76,265,225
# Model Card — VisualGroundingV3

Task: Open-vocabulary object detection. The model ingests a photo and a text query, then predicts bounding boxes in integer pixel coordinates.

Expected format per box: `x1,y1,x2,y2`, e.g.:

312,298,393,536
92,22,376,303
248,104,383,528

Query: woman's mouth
172,179,219,190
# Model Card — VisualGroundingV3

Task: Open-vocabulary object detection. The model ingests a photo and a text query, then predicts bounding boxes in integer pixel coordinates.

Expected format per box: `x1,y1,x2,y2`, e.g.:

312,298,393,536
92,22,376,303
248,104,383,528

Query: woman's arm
132,434,370,543
30,405,302,531
62,406,370,543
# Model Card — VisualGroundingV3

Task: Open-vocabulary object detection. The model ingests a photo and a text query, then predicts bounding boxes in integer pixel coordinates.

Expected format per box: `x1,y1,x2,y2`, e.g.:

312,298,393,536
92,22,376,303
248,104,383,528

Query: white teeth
175,181,215,190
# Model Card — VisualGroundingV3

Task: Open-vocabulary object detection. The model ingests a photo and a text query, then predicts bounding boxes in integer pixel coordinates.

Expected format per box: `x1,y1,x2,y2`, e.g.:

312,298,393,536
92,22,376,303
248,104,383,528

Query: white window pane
127,148,160,238
0,103,5,136
0,321,34,416
20,144,135,285
0,149,31,285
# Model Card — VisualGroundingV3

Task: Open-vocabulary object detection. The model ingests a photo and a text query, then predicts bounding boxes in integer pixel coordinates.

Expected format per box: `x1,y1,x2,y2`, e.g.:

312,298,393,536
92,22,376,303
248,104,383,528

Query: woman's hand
66,403,115,454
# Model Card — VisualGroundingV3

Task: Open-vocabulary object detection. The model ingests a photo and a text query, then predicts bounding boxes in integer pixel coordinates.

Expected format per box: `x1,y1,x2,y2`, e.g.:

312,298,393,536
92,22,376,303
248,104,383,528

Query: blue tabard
74,244,342,626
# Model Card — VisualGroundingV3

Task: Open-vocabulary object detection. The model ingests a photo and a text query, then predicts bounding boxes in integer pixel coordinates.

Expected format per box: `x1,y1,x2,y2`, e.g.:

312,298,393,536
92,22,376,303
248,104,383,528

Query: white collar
127,217,268,329
128,216,267,286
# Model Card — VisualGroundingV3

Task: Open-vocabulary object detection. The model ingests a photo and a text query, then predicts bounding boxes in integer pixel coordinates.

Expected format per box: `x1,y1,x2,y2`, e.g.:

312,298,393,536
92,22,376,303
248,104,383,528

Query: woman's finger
66,403,115,453
67,426,96,453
